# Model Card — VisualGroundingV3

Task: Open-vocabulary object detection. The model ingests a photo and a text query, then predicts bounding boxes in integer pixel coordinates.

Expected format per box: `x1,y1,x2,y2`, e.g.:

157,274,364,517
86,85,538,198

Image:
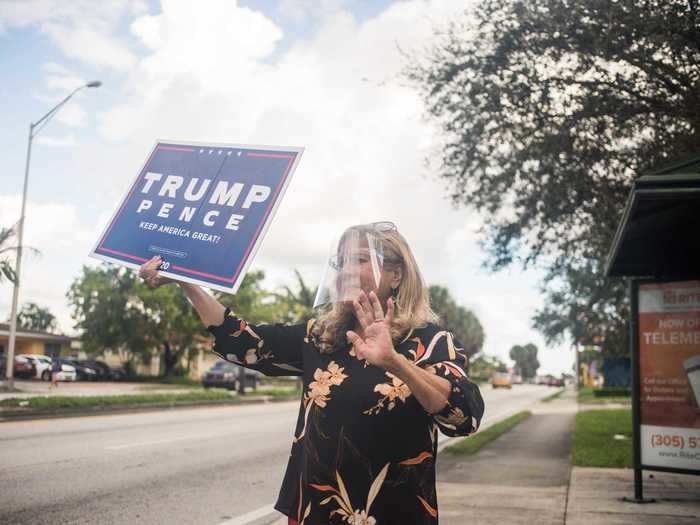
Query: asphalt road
0,384,554,525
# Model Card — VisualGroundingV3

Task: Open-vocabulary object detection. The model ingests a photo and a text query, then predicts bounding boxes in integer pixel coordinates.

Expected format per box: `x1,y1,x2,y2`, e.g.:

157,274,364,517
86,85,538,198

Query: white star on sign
227,151,231,156
209,149,213,154
237,151,242,156
199,149,204,153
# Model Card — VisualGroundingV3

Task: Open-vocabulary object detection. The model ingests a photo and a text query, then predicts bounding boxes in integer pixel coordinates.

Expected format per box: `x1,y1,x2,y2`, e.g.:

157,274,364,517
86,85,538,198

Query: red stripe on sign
247,152,295,159
99,248,148,263
171,264,236,283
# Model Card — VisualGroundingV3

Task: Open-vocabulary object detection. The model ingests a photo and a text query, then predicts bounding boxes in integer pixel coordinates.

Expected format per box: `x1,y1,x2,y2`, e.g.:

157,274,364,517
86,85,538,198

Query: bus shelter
606,156,700,501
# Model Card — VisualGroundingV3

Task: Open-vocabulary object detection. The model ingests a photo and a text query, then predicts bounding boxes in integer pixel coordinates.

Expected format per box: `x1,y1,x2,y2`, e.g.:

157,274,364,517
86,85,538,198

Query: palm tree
15,302,58,332
279,270,318,323
0,226,18,284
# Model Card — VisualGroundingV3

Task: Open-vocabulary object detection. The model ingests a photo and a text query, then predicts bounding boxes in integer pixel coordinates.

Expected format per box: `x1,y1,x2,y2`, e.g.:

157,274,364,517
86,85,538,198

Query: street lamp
3,81,101,390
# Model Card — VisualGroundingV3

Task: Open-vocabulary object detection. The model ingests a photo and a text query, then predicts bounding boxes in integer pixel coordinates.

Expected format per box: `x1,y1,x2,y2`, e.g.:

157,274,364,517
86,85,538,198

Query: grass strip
444,411,531,456
255,386,303,398
0,391,236,410
0,388,305,413
578,386,631,404
542,388,565,403
572,409,632,468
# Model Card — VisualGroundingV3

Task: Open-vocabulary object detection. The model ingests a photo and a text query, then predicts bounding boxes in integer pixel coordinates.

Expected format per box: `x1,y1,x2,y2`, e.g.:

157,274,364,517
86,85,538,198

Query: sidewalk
436,388,700,524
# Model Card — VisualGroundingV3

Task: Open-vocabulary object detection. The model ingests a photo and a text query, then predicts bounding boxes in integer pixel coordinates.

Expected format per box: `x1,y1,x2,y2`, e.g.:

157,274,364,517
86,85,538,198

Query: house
0,322,75,358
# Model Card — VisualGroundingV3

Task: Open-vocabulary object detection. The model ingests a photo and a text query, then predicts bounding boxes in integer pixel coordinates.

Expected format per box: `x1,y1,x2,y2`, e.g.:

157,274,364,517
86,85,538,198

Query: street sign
91,141,303,293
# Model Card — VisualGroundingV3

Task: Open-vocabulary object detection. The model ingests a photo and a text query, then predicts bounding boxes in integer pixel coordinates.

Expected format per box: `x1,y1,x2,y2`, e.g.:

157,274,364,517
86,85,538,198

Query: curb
0,395,300,422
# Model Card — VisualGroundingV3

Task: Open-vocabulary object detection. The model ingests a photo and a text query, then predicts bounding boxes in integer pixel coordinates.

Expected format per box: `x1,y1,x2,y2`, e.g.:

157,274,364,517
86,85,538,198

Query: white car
19,354,76,382
18,354,51,380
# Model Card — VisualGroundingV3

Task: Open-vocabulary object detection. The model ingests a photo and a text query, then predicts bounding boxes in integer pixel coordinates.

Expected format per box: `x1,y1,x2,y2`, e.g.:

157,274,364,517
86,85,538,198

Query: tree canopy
509,343,541,379
429,285,485,356
14,302,58,332
410,0,699,354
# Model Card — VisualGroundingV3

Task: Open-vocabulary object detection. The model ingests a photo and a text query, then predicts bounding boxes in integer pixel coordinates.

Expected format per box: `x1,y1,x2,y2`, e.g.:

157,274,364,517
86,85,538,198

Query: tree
409,0,699,354
276,269,318,323
470,353,508,380
0,226,17,284
67,264,287,375
14,302,58,332
429,285,485,356
509,343,540,379
67,264,204,373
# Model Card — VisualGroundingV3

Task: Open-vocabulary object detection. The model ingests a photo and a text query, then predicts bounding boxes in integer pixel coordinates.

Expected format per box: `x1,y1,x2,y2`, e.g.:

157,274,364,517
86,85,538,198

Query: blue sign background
91,141,302,292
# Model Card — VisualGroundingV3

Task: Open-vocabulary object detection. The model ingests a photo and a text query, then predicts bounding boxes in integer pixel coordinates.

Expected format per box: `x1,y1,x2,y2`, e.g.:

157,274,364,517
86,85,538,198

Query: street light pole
3,81,101,390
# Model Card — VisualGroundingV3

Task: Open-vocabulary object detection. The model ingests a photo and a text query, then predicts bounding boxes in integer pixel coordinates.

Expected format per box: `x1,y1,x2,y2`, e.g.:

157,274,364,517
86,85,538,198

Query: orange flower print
295,361,348,441
328,361,348,386
364,372,411,415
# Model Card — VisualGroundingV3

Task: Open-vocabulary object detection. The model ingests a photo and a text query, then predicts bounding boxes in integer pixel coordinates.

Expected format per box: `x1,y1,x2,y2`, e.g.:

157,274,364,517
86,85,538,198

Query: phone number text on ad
651,433,700,451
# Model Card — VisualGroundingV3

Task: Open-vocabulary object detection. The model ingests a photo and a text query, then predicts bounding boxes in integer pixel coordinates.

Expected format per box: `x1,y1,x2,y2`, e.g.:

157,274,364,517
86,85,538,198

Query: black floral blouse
208,309,485,525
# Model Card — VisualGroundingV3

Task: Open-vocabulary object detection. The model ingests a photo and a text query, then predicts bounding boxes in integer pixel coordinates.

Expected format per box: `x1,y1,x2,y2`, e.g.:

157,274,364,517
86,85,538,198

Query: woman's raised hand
347,291,399,370
139,255,174,288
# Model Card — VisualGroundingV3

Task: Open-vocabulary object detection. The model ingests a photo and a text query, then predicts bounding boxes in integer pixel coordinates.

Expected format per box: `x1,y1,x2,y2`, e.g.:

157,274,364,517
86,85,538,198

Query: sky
0,0,574,375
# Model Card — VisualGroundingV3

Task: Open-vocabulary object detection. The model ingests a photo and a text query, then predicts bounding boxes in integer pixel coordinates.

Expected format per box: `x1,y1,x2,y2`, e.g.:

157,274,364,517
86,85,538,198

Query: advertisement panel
639,281,700,471
91,141,303,293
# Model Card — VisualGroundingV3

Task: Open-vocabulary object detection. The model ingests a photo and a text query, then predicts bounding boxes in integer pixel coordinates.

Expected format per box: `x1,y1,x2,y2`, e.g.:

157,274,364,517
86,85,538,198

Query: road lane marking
215,504,277,525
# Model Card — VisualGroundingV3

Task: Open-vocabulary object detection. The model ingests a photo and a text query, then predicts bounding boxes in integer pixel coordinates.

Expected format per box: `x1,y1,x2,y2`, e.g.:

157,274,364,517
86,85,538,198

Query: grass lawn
578,386,631,404
444,411,531,456
572,409,632,468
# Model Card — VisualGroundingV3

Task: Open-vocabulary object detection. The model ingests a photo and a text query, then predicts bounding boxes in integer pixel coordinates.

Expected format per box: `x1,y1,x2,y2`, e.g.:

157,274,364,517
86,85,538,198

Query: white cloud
42,22,137,70
2,0,573,373
35,134,78,147
0,0,140,69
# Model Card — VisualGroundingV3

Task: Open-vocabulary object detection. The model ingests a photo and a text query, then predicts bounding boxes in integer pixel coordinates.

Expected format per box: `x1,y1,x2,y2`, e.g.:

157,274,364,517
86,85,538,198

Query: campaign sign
91,141,303,293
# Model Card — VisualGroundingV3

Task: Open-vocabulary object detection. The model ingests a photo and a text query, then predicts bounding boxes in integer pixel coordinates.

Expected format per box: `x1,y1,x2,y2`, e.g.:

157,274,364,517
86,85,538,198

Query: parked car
17,354,51,380
511,374,523,385
202,361,238,390
59,358,98,381
0,355,36,379
202,362,261,390
84,360,127,381
11,355,37,379
491,372,513,389
53,360,78,382
81,360,111,381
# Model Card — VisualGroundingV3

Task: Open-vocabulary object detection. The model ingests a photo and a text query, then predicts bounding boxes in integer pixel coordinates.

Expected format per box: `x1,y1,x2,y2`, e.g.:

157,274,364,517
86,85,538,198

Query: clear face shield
313,228,386,310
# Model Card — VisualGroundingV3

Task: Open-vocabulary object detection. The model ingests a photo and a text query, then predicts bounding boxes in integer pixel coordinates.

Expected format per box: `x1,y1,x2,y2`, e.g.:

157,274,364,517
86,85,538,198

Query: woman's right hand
139,255,175,288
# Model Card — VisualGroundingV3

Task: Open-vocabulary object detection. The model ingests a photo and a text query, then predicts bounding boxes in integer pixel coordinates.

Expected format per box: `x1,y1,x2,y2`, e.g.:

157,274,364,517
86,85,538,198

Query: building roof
605,155,700,278
0,323,74,344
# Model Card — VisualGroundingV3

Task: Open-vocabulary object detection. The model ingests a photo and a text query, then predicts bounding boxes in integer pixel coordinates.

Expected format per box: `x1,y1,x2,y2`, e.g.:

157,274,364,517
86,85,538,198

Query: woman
50,356,61,389
140,222,484,525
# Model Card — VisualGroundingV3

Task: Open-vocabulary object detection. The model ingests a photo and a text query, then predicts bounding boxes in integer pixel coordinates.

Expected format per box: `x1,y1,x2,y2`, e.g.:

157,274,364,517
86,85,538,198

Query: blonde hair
311,225,437,353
